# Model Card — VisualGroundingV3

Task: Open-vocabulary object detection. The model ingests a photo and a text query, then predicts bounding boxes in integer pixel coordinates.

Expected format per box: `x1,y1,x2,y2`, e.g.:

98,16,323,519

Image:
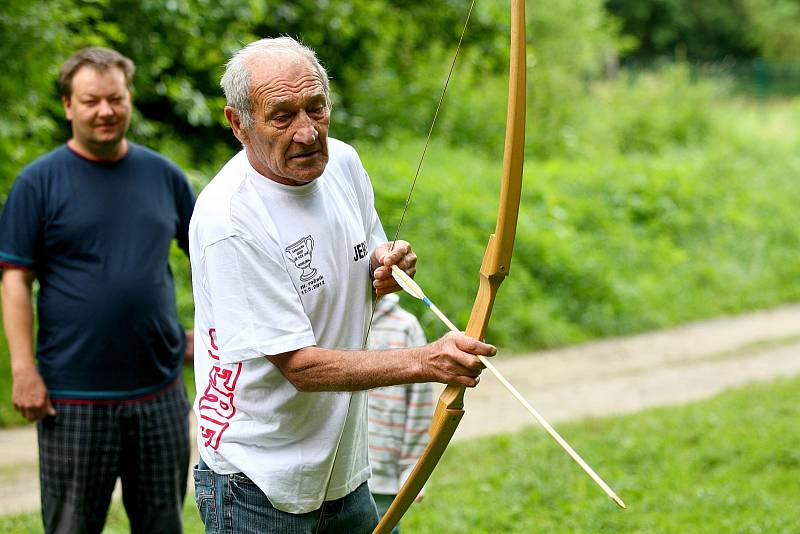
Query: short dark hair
58,47,135,99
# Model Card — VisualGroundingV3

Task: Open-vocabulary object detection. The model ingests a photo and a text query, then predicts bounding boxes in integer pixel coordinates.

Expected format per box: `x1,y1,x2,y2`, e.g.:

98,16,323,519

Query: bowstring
390,0,478,248
361,0,477,349
314,5,478,533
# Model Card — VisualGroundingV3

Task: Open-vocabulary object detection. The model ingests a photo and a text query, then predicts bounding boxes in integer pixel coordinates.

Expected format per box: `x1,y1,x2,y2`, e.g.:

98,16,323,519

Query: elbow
1,268,34,300
285,372,318,393
268,349,326,393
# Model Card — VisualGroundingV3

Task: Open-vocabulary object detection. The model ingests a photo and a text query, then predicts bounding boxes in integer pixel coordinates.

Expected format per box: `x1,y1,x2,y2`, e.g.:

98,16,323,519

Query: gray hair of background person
58,47,135,99
220,36,331,130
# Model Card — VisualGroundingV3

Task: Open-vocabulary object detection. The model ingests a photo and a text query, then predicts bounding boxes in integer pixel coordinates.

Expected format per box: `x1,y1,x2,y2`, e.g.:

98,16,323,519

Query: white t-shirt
189,138,387,514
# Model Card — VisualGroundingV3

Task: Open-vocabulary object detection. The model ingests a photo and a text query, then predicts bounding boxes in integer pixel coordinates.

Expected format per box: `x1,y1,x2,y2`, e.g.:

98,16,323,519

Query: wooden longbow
372,2,527,531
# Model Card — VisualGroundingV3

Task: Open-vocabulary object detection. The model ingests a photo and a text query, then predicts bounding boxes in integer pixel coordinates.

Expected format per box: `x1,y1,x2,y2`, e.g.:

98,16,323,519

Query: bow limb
372,2,526,532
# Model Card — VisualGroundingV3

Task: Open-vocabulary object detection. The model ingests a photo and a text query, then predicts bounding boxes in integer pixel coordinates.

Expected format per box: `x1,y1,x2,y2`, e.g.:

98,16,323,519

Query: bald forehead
248,54,326,107
247,49,310,73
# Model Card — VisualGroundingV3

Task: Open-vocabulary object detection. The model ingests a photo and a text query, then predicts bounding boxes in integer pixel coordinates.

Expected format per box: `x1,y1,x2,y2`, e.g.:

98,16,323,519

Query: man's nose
97,99,115,116
294,126,317,145
293,112,317,145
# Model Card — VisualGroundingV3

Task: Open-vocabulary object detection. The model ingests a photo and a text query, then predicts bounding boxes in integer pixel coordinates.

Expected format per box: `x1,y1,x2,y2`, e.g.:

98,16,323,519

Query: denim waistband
198,456,209,470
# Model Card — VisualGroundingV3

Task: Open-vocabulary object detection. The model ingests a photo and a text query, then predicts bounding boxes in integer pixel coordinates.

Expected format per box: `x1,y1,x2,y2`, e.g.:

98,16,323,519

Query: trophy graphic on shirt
284,235,318,282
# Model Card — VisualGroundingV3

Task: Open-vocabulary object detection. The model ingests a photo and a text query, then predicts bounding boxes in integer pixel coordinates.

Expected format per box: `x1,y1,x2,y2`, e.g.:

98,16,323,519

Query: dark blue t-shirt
0,143,196,400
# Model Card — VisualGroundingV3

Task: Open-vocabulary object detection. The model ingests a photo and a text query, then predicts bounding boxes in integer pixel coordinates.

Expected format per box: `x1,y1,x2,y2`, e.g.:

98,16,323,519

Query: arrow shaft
419,296,626,508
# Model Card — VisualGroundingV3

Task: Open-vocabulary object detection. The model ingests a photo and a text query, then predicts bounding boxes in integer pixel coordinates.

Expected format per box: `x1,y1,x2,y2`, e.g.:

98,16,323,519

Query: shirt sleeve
0,175,40,270
202,235,316,364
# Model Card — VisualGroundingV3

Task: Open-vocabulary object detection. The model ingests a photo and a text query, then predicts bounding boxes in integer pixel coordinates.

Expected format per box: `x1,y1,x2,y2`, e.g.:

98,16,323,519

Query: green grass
402,376,800,533
3,376,798,533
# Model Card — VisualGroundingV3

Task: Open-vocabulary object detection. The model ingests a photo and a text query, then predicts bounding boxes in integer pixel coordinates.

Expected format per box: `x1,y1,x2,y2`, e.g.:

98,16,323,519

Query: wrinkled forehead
248,54,326,107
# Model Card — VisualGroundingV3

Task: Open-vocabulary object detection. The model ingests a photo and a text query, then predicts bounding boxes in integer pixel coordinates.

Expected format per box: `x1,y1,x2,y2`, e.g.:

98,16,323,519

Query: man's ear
62,96,73,121
224,106,249,145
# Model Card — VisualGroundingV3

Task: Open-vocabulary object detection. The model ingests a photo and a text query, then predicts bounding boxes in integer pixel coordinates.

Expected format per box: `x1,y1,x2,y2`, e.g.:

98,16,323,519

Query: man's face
63,66,132,157
234,57,330,186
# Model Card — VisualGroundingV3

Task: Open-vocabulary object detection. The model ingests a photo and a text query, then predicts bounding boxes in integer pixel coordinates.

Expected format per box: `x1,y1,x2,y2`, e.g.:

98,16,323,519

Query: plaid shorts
37,379,191,534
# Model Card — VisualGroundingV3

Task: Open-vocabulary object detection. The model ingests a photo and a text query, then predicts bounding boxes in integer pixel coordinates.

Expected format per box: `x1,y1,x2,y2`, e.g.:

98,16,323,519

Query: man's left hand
370,240,417,296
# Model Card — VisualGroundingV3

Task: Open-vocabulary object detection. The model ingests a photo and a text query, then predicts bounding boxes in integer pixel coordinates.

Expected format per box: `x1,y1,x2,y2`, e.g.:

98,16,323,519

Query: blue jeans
194,460,379,533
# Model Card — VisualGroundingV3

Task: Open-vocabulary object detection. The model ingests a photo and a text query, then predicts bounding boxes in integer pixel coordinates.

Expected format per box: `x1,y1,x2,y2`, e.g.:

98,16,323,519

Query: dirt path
2,304,799,516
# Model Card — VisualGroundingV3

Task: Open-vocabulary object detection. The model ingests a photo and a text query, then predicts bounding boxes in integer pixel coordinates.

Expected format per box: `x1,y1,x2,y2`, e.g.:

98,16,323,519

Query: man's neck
67,138,129,162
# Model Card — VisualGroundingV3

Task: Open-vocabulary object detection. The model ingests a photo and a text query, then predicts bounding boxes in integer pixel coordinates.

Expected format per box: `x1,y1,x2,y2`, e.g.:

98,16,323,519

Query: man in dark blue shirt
0,47,195,534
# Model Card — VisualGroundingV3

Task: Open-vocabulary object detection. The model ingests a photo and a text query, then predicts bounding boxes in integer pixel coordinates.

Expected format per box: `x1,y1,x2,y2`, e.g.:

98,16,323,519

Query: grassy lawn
2,375,798,533
402,376,800,533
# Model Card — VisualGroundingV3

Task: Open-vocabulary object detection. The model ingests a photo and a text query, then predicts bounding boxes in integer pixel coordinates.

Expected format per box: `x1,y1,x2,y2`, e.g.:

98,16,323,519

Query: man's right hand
12,367,56,421
3,268,51,421
421,331,496,388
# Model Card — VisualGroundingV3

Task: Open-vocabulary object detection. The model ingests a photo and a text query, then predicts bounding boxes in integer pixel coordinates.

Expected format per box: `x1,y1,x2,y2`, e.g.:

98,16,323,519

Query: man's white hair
221,37,330,130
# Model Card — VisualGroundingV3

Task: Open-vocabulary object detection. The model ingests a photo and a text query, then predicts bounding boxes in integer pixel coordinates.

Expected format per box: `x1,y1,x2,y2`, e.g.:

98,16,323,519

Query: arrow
391,265,626,509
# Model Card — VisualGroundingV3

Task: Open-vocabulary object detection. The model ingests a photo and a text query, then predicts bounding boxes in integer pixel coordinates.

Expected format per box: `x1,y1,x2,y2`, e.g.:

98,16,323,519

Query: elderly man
190,37,494,533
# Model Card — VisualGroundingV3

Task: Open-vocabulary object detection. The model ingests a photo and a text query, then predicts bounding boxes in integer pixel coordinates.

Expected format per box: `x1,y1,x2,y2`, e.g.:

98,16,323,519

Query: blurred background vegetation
1,0,799,424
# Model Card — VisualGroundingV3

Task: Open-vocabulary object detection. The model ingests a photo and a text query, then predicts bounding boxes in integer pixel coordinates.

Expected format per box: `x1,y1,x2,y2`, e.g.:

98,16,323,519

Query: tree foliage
2,0,798,195
0,0,620,193
741,0,800,61
606,0,800,62
605,0,756,61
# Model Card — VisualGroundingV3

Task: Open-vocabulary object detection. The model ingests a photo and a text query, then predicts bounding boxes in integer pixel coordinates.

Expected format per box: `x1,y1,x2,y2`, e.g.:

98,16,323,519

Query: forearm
268,345,425,392
1,271,36,374
3,269,55,421
268,331,492,392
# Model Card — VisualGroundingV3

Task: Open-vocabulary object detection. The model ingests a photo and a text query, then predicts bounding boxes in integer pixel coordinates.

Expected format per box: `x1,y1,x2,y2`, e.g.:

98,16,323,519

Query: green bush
359,87,800,349
427,0,619,159
589,63,719,154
